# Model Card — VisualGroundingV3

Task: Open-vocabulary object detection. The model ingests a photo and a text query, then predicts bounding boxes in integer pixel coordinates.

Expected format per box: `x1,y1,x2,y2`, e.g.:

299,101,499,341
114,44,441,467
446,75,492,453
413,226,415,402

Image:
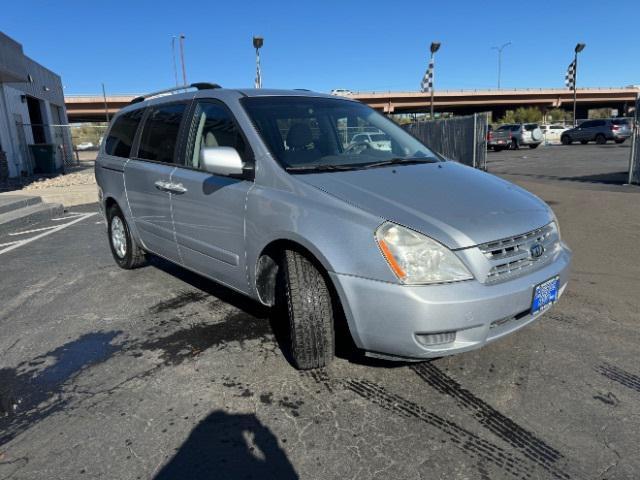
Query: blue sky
2,0,638,94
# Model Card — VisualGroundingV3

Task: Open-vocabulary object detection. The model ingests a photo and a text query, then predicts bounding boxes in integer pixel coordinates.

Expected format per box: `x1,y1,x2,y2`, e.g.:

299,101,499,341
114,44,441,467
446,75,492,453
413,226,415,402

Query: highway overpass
65,87,639,123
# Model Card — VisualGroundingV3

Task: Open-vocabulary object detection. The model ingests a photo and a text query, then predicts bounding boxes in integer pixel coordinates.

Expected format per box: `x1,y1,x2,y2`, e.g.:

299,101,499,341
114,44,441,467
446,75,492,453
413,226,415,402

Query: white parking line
0,240,20,248
0,212,97,256
51,213,85,221
9,225,59,236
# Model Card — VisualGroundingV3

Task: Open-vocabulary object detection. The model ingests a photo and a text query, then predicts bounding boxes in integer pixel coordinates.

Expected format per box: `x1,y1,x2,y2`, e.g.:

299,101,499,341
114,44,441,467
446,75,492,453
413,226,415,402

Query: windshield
241,96,439,172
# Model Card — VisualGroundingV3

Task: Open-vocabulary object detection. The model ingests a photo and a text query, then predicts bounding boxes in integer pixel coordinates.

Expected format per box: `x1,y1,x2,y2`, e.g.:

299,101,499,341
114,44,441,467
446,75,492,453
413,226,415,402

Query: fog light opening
415,331,456,347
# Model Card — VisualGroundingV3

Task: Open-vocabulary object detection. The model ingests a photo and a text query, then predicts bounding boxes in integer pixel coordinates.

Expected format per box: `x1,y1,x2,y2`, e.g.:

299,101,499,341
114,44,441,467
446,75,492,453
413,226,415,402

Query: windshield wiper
358,157,439,169
285,164,359,173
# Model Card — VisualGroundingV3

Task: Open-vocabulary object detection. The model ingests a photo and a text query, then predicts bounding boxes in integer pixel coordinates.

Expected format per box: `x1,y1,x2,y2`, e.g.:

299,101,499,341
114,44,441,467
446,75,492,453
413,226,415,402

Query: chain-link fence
404,113,489,169
11,123,107,175
629,119,640,185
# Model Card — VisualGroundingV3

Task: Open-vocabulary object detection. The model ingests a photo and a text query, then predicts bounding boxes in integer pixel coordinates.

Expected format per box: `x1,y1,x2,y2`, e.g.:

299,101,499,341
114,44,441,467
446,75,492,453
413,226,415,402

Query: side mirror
200,147,244,176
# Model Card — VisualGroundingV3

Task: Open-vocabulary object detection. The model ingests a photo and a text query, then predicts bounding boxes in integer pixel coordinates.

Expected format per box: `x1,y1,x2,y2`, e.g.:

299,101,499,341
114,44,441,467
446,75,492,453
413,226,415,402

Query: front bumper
330,244,572,359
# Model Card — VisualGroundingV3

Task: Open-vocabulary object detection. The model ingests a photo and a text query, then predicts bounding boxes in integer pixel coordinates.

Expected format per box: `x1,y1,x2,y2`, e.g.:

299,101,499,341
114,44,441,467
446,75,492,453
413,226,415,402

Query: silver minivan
96,84,572,369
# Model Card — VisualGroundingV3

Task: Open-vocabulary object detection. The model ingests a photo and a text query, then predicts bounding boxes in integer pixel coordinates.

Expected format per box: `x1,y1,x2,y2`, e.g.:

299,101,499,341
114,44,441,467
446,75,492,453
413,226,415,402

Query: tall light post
572,43,586,126
253,36,263,88
171,36,179,87
179,34,187,86
491,42,511,89
430,42,441,119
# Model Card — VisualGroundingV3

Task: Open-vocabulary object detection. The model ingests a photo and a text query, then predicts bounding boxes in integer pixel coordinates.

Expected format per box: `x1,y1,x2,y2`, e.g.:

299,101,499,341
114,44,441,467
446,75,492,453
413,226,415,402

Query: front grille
479,223,558,283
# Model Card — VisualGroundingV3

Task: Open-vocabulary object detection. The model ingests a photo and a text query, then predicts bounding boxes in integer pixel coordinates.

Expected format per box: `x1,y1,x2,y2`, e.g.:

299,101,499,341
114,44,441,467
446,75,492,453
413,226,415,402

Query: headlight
375,223,473,285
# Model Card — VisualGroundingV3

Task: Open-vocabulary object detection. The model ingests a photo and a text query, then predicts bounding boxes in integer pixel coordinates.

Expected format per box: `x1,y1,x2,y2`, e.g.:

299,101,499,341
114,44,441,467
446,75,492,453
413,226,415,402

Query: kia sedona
95,83,572,370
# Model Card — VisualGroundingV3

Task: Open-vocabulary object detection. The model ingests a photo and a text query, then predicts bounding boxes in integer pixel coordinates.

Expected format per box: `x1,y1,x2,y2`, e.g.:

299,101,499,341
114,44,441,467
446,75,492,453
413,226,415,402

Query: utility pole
430,42,441,119
491,42,511,89
101,83,110,123
179,34,187,86
253,36,264,88
572,43,586,127
171,36,179,87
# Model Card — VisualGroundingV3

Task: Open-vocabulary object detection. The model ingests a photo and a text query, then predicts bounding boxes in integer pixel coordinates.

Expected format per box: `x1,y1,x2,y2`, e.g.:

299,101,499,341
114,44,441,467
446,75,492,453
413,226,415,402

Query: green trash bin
29,144,57,174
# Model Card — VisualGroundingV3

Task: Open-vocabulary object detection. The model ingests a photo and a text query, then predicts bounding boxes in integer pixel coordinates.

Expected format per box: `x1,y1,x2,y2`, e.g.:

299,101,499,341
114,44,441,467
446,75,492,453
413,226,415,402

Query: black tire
615,138,625,144
580,140,588,145
561,135,572,145
529,144,539,149
493,146,504,152
595,134,607,145
281,250,335,370
107,204,146,269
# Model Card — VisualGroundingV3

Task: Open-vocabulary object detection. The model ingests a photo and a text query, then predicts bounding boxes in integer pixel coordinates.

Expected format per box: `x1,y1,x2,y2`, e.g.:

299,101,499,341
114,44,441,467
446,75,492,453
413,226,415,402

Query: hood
297,161,552,249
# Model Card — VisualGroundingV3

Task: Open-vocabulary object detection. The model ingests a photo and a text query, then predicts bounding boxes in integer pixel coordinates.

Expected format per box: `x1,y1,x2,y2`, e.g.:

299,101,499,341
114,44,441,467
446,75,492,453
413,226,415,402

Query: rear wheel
595,134,607,145
615,138,626,144
107,205,146,269
281,250,335,370
561,135,572,145
510,139,520,150
580,140,588,145
529,144,539,149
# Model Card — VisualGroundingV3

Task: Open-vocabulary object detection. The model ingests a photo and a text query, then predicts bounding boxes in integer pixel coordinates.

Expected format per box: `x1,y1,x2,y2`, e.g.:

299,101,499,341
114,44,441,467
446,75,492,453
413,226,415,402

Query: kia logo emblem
530,243,545,259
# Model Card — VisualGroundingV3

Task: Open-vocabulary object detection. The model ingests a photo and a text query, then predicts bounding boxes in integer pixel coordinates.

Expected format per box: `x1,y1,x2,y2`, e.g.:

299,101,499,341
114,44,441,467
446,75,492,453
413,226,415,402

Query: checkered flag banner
565,60,576,89
421,58,434,93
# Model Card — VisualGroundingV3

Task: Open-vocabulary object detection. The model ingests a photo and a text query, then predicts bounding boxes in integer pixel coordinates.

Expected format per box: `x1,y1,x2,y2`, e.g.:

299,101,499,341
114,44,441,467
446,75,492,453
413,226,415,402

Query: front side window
242,96,438,172
104,109,145,158
138,103,187,163
185,101,249,170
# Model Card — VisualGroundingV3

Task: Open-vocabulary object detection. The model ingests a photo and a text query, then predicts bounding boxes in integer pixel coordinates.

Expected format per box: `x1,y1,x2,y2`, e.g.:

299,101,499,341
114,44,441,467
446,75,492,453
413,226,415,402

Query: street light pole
179,34,187,86
572,43,586,127
430,42,441,119
491,42,511,89
171,36,179,87
101,83,110,123
253,36,263,88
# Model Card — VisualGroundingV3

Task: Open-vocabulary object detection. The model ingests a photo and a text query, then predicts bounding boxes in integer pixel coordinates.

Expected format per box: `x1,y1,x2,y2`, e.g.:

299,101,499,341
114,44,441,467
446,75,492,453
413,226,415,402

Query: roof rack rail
130,82,221,104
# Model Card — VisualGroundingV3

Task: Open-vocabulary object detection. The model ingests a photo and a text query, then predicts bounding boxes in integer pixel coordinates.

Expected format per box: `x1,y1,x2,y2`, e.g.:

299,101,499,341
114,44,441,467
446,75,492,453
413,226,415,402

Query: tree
545,108,572,123
497,107,542,124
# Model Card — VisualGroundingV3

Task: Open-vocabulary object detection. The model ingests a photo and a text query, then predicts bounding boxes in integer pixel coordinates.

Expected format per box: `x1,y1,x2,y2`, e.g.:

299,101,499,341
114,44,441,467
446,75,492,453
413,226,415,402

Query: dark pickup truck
487,125,511,151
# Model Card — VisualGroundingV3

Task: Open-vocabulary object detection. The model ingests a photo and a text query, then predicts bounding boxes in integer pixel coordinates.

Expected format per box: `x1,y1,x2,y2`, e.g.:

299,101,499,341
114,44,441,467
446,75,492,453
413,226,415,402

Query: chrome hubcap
110,216,127,258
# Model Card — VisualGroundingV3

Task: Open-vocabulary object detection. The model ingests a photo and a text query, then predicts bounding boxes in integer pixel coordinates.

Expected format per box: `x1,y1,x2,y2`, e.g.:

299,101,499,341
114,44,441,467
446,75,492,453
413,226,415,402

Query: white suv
496,123,543,149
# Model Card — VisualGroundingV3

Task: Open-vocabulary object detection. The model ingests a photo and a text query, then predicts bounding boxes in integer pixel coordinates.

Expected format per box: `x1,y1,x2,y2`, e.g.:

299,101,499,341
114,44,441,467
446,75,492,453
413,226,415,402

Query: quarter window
186,102,248,169
104,109,145,158
138,103,187,163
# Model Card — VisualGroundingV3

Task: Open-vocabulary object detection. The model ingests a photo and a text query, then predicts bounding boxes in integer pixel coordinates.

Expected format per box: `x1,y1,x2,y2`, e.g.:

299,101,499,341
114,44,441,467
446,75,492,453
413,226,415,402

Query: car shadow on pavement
154,410,299,480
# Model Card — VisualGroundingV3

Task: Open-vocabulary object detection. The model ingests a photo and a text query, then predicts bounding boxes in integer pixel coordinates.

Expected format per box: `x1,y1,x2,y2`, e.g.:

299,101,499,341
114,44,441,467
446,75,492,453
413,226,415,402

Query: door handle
165,182,188,194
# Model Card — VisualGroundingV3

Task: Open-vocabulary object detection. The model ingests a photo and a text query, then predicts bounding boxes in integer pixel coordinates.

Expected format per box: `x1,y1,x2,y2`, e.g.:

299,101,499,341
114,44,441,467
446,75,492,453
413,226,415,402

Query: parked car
539,124,569,144
487,124,512,151
76,142,95,151
495,123,543,149
330,88,353,96
561,118,632,145
348,132,392,151
96,84,571,370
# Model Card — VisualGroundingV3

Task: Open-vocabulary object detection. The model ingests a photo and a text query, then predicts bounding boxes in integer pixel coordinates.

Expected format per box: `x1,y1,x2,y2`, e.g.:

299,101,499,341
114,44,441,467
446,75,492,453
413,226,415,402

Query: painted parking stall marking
0,212,97,256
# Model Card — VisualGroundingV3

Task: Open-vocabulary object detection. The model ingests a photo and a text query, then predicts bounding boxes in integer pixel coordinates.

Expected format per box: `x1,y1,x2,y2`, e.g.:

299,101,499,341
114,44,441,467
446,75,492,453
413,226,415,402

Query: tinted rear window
612,119,629,125
138,103,187,163
104,109,145,158
524,124,538,131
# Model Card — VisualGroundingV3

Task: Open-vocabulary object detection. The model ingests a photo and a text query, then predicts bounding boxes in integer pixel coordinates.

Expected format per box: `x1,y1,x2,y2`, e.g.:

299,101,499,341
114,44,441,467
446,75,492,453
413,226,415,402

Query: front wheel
281,250,335,370
561,135,572,145
107,205,146,269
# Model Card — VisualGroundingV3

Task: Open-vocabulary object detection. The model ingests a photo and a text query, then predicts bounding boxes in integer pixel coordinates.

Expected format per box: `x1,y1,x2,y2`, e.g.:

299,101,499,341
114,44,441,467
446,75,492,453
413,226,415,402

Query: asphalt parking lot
1,144,639,479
